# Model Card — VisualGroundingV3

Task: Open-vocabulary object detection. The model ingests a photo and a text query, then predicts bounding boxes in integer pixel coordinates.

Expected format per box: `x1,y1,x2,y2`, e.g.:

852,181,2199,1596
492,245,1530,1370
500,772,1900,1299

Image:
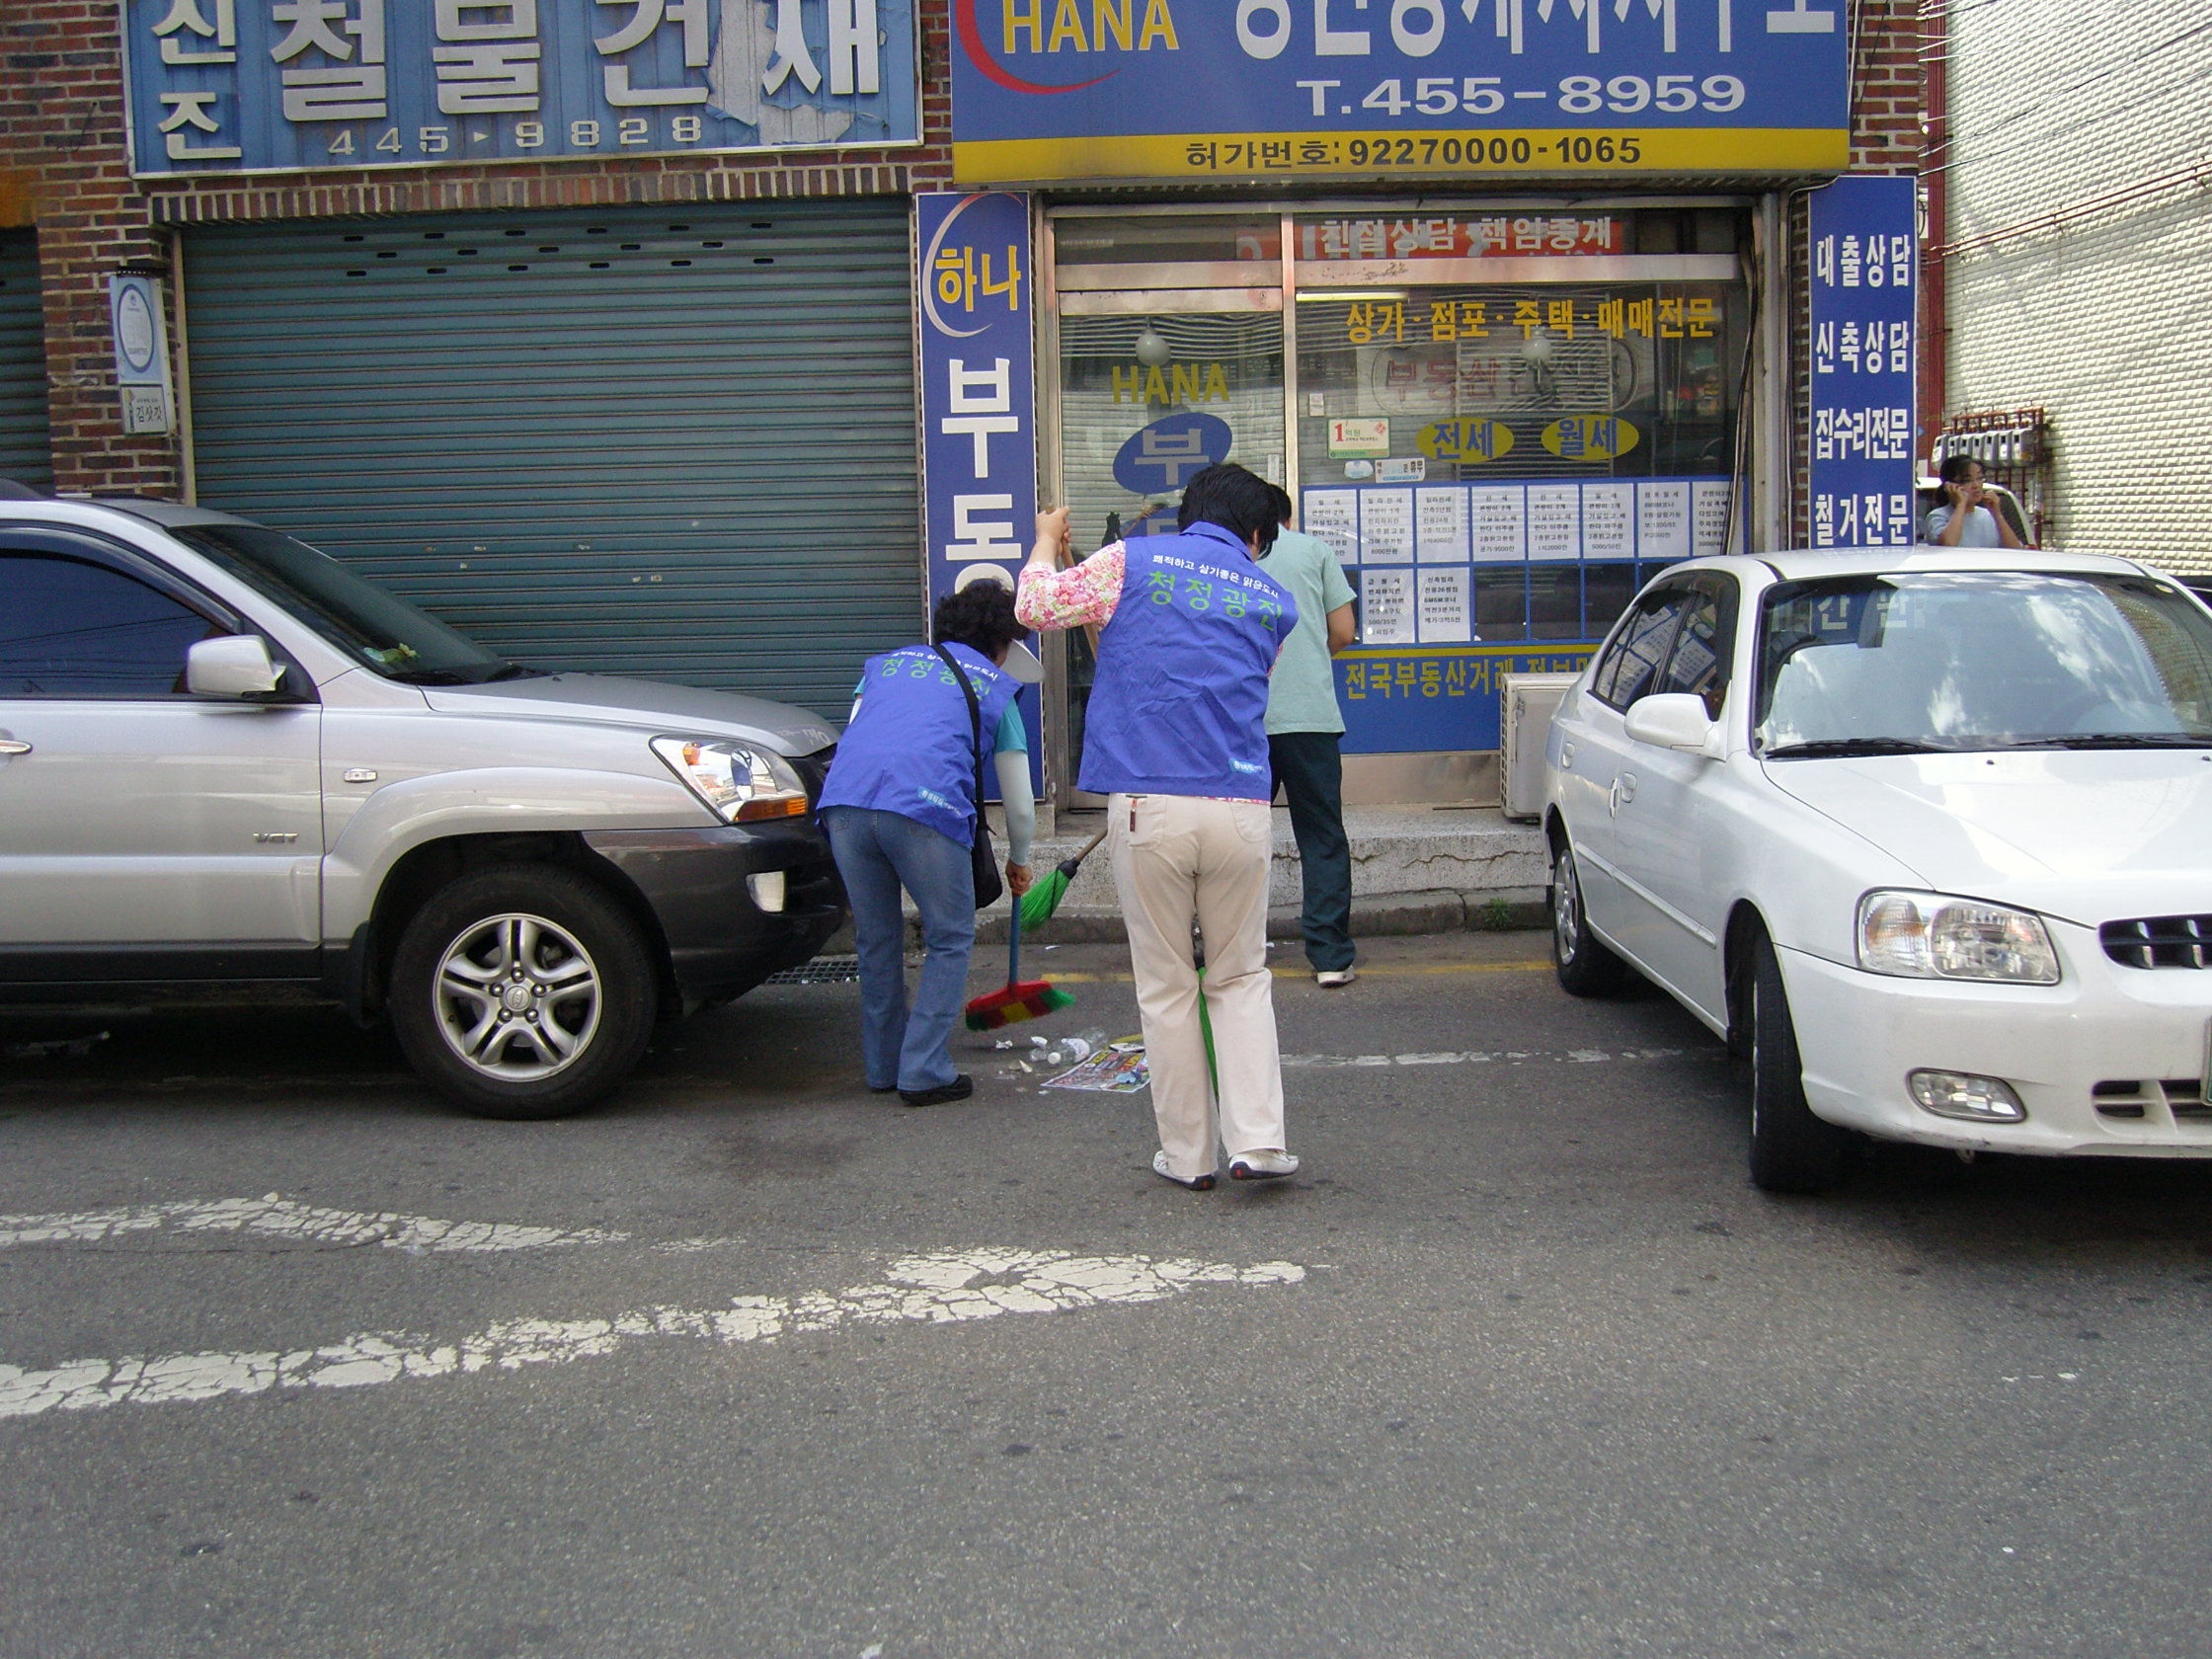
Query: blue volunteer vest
818,641,1020,845
1078,522,1300,800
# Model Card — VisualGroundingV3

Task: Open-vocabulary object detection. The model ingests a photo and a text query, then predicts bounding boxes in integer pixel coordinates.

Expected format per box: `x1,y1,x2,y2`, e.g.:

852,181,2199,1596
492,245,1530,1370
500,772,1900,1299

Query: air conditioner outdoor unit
1498,672,1583,823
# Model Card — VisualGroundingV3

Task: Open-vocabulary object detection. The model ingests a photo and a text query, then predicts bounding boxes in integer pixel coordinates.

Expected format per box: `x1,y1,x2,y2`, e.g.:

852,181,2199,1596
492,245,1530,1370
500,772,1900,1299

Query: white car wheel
1551,840,1629,998
1747,932,1850,1193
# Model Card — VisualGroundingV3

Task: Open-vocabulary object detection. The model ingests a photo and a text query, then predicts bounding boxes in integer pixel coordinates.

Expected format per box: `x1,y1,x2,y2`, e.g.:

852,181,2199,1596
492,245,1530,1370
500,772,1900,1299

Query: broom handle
1008,892,1020,986
1073,827,1107,864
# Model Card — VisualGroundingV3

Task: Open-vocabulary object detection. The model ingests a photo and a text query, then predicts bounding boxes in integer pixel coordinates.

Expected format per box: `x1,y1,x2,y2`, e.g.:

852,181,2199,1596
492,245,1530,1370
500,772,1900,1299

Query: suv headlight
652,737,809,824
1856,891,2061,985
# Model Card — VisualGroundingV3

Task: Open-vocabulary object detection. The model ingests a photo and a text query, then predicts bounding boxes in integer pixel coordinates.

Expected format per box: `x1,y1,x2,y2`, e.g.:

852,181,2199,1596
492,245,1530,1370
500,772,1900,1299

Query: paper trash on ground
1044,1040,1149,1093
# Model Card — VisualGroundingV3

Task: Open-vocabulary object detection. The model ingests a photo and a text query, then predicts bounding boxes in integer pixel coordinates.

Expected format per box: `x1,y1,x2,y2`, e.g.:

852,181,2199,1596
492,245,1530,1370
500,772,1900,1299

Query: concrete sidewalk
971,803,1550,944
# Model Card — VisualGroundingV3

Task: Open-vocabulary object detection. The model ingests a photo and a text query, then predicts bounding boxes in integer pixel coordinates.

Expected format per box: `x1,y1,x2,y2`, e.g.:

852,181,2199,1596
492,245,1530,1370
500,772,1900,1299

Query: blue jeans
822,806,976,1093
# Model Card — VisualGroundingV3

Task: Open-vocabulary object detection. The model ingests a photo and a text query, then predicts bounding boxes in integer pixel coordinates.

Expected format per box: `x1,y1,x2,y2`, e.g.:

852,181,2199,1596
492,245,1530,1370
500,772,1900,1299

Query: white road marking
1281,1047,1686,1069
0,1249,1304,1421
0,1194,625,1254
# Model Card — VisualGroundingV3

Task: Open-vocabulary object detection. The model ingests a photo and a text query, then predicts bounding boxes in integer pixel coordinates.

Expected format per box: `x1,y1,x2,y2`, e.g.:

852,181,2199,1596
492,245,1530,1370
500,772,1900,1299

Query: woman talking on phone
1925,453,2028,548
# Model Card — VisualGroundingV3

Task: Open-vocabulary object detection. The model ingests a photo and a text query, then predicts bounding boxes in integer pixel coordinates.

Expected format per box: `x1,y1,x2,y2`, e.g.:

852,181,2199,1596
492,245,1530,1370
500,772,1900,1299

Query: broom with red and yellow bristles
964,892,1074,1031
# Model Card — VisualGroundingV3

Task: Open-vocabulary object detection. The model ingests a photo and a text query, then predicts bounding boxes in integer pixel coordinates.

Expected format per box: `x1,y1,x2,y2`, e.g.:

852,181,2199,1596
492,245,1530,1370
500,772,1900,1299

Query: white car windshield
1757,571,2212,757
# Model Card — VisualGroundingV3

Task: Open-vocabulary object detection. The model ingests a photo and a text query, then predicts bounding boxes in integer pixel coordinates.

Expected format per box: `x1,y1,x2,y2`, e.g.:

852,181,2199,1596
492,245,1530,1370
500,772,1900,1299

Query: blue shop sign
950,0,1849,184
121,0,918,177
1805,174,1919,548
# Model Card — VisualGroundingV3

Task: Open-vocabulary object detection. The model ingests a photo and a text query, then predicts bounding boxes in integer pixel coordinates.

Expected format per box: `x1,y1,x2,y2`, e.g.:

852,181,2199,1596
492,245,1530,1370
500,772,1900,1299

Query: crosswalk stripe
0,1249,1305,1420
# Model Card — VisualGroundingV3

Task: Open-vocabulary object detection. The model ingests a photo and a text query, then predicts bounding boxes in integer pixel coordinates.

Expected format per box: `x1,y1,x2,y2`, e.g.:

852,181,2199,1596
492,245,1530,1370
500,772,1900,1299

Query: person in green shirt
1263,486,1360,987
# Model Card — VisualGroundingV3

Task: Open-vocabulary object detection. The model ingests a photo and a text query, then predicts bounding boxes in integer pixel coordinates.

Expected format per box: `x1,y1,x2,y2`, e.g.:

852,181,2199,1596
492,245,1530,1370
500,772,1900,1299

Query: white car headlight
651,737,809,825
1856,891,2061,985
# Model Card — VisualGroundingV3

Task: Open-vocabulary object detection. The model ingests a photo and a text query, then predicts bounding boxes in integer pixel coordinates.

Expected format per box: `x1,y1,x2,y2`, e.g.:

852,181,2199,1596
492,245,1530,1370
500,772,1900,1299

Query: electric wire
1928,15,2212,161
1924,59,2212,177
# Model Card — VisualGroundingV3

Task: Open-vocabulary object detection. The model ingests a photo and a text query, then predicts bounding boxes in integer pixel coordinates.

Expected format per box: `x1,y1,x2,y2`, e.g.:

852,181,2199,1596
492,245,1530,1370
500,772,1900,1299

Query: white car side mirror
1623,692,1718,753
187,634,285,698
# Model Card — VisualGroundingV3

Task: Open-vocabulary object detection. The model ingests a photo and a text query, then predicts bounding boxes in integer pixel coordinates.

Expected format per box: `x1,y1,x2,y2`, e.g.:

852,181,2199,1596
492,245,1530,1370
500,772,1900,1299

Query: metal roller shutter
183,200,919,717
0,232,52,491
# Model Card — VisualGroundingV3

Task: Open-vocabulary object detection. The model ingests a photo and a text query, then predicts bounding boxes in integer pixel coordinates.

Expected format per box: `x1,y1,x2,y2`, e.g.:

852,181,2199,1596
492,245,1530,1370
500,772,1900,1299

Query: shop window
1473,567,1528,643
1054,215,1280,267
1531,566,1583,641
1692,209,1739,255
1582,563,1639,640
1290,239,1746,654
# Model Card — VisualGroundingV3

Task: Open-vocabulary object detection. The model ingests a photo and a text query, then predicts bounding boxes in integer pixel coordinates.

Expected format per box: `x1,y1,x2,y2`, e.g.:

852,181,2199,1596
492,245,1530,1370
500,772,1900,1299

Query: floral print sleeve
1015,543,1126,631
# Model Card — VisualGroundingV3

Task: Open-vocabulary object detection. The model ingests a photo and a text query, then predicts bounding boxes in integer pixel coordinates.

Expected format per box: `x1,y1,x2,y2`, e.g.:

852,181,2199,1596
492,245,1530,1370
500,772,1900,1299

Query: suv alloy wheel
389,865,657,1119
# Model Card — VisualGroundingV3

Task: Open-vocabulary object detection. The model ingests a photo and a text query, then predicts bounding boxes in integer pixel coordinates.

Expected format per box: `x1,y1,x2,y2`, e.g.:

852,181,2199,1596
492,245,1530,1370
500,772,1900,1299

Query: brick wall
1937,0,2212,572
0,0,955,497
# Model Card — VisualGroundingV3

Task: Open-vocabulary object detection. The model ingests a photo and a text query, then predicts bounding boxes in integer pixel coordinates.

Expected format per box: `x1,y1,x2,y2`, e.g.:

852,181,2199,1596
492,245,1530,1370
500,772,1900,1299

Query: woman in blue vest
818,582,1038,1106
1017,463,1304,1189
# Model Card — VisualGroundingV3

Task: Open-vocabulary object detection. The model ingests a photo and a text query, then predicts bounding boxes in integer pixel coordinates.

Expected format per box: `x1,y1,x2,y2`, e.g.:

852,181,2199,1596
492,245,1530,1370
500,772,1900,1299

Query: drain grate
763,955,862,987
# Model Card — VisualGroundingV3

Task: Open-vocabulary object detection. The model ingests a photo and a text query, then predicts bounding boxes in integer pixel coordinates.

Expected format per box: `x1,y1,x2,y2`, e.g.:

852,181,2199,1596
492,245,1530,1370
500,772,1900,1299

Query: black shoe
899,1074,974,1107
868,1082,899,1094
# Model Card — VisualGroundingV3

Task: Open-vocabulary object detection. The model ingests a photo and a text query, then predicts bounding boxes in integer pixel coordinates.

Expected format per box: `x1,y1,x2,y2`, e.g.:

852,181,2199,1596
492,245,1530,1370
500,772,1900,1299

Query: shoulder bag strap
931,642,989,810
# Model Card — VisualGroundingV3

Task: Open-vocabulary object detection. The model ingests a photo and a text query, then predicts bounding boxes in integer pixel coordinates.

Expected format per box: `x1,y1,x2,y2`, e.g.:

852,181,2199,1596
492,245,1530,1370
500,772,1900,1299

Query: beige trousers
1106,792,1288,1179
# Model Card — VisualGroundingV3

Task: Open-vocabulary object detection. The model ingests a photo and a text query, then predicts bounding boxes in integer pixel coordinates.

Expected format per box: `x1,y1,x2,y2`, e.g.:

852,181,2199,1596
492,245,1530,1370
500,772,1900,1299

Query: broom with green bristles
964,882,1075,1031
1018,828,1107,935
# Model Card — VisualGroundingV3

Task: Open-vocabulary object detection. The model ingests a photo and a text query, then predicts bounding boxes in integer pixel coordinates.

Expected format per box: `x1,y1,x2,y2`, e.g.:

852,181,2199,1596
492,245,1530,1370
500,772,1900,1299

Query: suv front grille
2100,914,2212,969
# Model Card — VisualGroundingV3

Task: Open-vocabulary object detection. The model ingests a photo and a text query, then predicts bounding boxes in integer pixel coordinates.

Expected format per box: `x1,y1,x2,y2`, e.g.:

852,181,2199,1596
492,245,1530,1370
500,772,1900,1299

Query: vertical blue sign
1807,175,1918,548
916,190,1040,785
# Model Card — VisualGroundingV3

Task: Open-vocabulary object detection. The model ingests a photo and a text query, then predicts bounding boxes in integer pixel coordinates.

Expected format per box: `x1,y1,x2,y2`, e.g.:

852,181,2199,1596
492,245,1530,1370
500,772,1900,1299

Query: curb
814,888,1553,954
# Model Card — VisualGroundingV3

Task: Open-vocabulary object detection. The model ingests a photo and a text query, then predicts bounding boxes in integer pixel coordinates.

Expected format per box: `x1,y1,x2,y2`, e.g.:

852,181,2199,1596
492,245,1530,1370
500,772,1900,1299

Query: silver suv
0,494,846,1118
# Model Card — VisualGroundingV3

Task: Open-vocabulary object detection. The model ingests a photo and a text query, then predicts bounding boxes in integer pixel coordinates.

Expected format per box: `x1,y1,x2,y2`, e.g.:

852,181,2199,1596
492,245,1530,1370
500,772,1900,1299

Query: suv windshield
169,523,539,685
1757,571,2212,757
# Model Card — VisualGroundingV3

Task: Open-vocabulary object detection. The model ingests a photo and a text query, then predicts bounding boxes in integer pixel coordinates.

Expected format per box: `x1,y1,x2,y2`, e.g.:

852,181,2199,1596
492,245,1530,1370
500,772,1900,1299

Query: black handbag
932,642,1003,911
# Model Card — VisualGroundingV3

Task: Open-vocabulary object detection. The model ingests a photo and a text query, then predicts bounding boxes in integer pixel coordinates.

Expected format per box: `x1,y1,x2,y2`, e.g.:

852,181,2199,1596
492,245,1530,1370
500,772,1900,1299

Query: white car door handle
1617,772,1637,806
0,739,29,756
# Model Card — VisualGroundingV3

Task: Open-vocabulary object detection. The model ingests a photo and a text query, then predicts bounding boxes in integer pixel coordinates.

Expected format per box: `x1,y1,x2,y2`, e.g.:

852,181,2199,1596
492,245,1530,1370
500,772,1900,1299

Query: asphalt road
4,931,2211,1659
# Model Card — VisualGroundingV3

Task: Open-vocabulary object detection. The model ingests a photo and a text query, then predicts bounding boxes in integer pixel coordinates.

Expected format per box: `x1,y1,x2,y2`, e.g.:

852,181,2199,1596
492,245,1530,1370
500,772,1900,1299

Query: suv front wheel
389,865,657,1120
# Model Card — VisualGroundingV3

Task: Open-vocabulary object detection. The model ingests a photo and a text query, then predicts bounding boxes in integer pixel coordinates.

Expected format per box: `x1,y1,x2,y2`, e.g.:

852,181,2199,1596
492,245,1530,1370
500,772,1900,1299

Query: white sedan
1543,548,2212,1192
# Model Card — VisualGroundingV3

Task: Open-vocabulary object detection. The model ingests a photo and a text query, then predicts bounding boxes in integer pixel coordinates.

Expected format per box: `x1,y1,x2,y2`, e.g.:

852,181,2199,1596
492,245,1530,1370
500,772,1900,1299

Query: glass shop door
1048,214,1288,800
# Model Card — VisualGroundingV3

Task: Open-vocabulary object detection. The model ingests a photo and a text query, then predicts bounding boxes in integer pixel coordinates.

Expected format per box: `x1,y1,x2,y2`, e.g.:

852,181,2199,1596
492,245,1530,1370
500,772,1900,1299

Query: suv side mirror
1624,691,1717,753
187,634,285,698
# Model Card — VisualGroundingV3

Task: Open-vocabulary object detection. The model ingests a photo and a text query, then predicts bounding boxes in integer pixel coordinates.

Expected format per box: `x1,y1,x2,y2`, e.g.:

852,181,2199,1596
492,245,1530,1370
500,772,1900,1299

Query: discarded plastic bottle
1037,1030,1108,1067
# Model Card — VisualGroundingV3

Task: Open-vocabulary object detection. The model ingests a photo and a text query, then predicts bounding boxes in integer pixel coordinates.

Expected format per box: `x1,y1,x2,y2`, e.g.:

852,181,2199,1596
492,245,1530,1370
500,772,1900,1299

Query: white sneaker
1315,967,1357,988
1228,1148,1300,1181
1152,1148,1217,1191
